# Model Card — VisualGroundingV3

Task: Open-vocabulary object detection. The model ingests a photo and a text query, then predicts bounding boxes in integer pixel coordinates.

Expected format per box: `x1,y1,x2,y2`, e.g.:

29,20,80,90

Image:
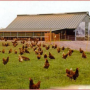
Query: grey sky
0,1,90,28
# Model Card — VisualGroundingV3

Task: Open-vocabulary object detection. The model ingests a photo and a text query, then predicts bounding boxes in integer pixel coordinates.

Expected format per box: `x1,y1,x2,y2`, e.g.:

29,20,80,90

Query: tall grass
0,41,90,89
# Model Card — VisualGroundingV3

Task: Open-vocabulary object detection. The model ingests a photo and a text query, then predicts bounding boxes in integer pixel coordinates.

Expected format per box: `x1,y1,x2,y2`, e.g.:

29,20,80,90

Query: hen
80,48,83,53
18,55,23,62
66,68,79,80
57,47,60,53
37,53,41,59
49,52,55,59
29,78,41,89
3,57,9,65
21,56,30,61
44,53,47,58
44,59,50,69
62,52,68,59
82,51,87,58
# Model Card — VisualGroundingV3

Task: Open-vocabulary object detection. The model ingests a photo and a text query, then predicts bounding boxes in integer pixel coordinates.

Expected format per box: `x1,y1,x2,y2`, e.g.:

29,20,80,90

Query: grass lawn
0,41,90,89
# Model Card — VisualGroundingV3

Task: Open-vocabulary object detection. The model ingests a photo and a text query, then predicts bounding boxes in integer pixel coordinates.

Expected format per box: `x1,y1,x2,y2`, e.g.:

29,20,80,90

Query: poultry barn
0,11,90,41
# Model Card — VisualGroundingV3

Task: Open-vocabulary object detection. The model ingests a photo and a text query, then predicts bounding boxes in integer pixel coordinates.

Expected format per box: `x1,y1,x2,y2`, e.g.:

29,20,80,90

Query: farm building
0,11,90,41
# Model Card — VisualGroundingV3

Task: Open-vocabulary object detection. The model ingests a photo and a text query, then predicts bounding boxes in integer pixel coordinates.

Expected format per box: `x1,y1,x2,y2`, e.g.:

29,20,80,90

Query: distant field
0,40,90,89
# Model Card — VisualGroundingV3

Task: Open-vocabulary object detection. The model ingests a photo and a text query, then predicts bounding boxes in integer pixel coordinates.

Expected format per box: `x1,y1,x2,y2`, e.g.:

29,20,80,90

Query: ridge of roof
17,11,89,16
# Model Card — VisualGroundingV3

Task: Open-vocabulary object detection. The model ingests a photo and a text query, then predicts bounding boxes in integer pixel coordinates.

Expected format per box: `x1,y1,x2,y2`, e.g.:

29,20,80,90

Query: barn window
11,32,17,36
34,32,41,36
18,32,25,36
26,32,33,36
4,32,10,36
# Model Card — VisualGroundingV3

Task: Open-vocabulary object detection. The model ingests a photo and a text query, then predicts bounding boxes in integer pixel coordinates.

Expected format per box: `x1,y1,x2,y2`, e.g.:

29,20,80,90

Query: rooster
29,78,41,89
66,68,79,80
49,52,55,59
3,57,9,65
44,59,50,69
62,52,68,59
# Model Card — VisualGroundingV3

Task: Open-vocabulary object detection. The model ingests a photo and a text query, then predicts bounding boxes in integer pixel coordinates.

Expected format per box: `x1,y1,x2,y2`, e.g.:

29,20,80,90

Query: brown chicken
82,51,87,58
3,57,9,65
46,45,50,50
29,78,41,89
44,53,47,58
57,47,60,53
9,49,12,53
21,56,30,61
66,68,79,80
14,50,17,54
25,48,30,54
49,52,55,59
37,53,41,59
68,49,74,56
35,50,38,55
44,59,50,69
62,46,65,50
62,52,68,59
18,55,23,62
80,48,83,53
2,49,5,53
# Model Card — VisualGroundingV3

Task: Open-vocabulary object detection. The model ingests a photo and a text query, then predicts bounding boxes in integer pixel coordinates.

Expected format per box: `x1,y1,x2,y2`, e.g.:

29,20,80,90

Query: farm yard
0,40,90,89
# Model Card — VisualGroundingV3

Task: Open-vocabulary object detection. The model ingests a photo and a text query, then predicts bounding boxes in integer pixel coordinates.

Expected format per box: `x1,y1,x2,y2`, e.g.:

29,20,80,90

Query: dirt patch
45,41,90,52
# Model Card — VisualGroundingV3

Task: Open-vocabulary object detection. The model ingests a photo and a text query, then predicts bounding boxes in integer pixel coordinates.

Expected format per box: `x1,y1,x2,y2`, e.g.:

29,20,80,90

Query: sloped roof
0,12,89,32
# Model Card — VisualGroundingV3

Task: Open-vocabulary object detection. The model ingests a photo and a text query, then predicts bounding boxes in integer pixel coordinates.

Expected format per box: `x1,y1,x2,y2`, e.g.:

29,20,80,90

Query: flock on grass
1,38,87,89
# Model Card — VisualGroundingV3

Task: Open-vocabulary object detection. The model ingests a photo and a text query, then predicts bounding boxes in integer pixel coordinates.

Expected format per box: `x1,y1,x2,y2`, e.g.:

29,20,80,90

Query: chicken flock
0,38,88,89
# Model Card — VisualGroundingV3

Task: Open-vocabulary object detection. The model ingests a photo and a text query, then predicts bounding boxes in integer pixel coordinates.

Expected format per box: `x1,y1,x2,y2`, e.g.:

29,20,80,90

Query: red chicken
29,78,41,89
3,57,9,65
44,59,50,69
66,68,79,80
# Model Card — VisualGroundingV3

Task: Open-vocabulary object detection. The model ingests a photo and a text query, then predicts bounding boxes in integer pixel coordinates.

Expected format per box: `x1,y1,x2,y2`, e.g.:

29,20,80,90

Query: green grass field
0,41,90,89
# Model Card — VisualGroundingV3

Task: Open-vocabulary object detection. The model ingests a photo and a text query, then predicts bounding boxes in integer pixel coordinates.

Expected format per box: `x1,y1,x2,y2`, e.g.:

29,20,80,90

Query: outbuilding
0,12,90,41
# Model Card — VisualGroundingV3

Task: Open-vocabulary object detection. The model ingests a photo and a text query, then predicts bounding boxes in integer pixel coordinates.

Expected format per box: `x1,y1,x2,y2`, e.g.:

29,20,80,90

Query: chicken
25,48,30,54
2,49,5,53
44,53,47,58
54,44,57,49
66,68,79,80
68,49,74,56
62,52,68,59
39,50,43,55
46,45,50,50
44,59,50,69
21,56,30,61
35,50,38,55
49,52,55,59
62,46,65,50
3,57,9,65
82,51,87,58
18,55,23,62
80,48,83,53
9,49,12,53
14,50,17,54
57,47,60,53
29,78,41,89
37,53,41,59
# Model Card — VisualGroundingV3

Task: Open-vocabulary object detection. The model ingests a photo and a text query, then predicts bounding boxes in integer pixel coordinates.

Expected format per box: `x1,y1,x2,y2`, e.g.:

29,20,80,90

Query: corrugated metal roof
1,12,89,32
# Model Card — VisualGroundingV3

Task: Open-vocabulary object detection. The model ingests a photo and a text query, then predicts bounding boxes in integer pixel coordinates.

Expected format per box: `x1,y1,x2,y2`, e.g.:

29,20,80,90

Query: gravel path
49,41,90,52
